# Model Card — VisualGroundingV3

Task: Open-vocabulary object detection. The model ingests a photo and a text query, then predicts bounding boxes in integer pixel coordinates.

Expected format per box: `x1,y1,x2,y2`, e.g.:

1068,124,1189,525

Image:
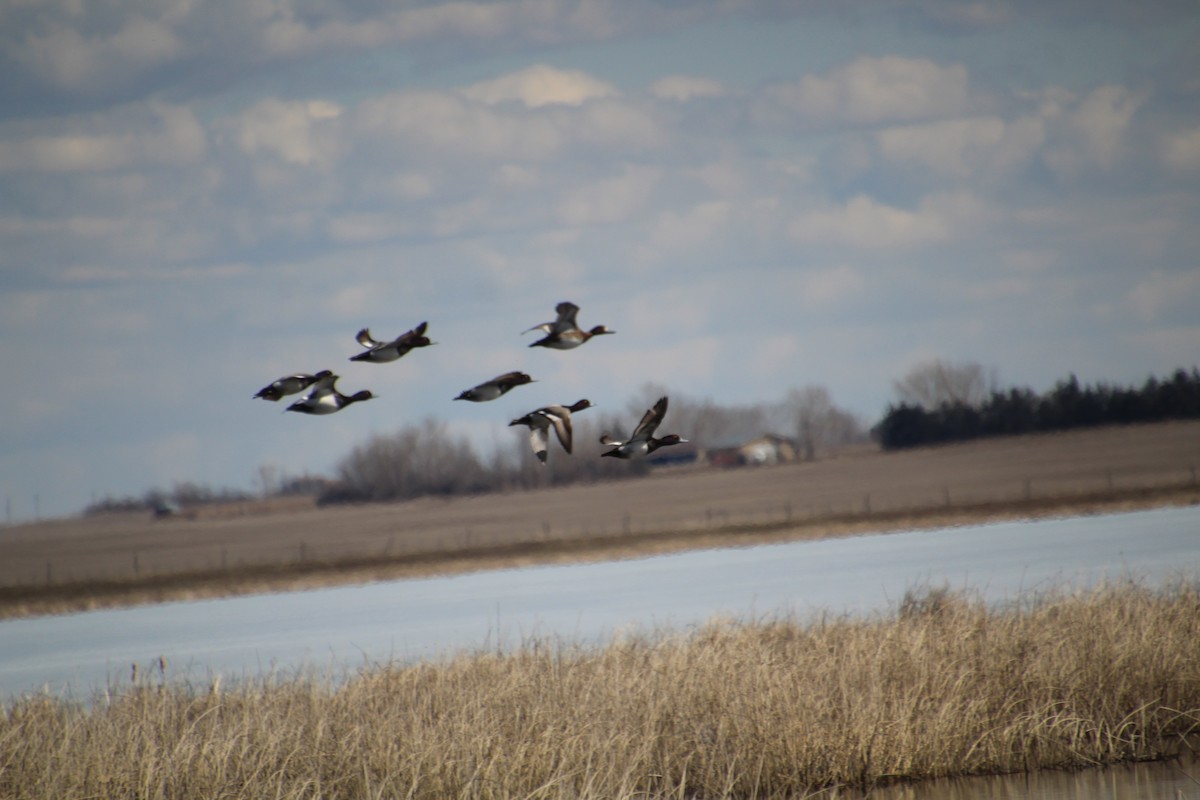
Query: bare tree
334,419,489,501
785,385,867,460
893,359,997,410
256,463,279,498
626,383,767,449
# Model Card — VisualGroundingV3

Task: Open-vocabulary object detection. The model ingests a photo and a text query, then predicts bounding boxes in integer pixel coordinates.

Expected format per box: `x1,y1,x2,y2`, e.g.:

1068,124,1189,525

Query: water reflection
1,505,1198,703
860,752,1200,799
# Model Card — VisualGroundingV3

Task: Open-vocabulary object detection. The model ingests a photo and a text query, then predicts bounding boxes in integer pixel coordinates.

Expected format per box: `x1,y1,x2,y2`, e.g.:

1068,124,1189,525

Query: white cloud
1042,85,1143,175
799,264,867,307
756,56,970,128
14,14,185,92
462,64,618,107
260,2,550,58
876,115,1045,179
0,102,204,172
556,165,662,226
358,83,668,162
1128,270,1200,322
646,201,732,252
649,75,727,102
233,98,343,168
327,212,411,245
789,194,951,249
1163,126,1200,170
1071,85,1142,168
357,90,567,160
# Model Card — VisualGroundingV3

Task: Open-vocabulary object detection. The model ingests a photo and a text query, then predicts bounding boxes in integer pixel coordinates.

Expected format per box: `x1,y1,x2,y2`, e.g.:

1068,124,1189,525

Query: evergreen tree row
877,367,1200,450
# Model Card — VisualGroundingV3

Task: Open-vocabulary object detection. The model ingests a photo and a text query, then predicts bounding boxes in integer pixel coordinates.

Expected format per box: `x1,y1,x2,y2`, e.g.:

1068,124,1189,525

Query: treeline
83,475,325,516
322,385,868,505
877,367,1200,450
83,386,867,513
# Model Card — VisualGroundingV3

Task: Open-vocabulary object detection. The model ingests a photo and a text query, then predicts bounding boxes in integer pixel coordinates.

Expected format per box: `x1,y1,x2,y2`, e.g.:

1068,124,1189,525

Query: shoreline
3,483,1195,621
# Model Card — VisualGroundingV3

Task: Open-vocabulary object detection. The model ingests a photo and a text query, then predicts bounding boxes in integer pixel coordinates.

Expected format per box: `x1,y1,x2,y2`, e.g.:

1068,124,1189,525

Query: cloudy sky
2,1,1199,521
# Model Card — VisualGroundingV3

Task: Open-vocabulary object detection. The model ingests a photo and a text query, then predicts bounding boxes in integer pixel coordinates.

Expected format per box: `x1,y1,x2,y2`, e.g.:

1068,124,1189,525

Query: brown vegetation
2,581,1198,799
1,421,1198,619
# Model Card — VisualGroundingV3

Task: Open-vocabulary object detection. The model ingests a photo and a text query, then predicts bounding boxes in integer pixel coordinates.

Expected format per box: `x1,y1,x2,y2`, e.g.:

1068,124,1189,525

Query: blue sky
2,1,1199,521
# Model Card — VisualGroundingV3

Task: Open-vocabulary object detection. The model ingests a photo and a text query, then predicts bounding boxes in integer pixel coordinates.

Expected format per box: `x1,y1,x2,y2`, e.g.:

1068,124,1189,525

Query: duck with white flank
286,373,375,415
454,371,535,402
600,396,687,459
509,399,593,464
350,321,434,363
525,302,614,350
254,370,334,401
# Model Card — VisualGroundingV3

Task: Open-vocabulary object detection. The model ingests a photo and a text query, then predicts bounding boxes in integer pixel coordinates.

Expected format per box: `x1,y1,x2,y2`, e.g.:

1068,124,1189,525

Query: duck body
286,374,375,415
454,371,535,402
525,302,614,350
351,321,434,363
600,396,688,459
254,370,333,401
509,399,593,463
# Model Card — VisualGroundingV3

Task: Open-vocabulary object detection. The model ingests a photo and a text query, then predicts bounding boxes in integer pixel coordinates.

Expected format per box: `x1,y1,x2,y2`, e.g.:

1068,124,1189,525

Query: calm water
859,752,1200,799
2,505,1197,701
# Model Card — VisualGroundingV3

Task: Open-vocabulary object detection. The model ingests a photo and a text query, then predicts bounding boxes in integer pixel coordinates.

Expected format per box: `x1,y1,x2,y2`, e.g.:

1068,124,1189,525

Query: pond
2,504,1197,702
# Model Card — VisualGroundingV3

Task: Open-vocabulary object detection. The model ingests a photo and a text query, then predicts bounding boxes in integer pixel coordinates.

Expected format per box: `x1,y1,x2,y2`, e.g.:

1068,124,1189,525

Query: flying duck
351,321,434,363
509,399,594,463
454,371,535,402
600,396,688,459
286,373,375,415
254,370,334,401
525,302,614,350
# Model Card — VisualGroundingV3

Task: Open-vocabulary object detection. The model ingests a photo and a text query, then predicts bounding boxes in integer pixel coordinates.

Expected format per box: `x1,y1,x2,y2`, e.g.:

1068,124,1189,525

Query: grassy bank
4,580,1199,799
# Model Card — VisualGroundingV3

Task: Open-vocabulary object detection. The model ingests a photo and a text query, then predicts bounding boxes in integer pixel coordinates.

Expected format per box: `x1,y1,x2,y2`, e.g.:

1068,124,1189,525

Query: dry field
2,421,1198,618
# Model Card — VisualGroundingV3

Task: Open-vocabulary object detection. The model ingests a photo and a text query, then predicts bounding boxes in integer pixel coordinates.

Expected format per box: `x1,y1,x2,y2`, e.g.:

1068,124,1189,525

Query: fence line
3,463,1196,594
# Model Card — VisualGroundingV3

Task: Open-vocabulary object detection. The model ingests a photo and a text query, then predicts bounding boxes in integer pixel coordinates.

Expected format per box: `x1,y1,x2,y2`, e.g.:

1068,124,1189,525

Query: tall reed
3,579,1198,799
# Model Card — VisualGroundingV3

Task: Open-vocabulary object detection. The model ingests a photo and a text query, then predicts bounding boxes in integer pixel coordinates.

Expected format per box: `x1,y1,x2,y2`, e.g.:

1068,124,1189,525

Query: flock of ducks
253,301,688,463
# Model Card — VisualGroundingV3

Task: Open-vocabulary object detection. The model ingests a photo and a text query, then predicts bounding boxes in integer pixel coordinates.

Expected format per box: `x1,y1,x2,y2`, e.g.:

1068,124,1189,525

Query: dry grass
3,580,1199,799
2,421,1199,619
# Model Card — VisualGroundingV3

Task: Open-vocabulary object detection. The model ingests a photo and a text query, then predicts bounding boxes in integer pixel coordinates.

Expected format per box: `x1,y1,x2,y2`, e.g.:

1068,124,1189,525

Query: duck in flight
286,373,375,415
351,321,434,363
509,399,593,463
600,396,688,459
525,302,614,350
454,371,535,402
254,370,334,401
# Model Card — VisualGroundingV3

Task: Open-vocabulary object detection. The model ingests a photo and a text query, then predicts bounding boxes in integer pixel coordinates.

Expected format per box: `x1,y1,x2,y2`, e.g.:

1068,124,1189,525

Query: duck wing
355,328,382,348
544,407,574,454
554,301,580,330
392,321,430,347
528,424,550,463
631,396,668,440
305,372,340,398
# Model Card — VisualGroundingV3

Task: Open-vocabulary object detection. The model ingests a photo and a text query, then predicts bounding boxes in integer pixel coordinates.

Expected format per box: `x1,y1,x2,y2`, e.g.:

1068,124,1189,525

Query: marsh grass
3,580,1199,799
